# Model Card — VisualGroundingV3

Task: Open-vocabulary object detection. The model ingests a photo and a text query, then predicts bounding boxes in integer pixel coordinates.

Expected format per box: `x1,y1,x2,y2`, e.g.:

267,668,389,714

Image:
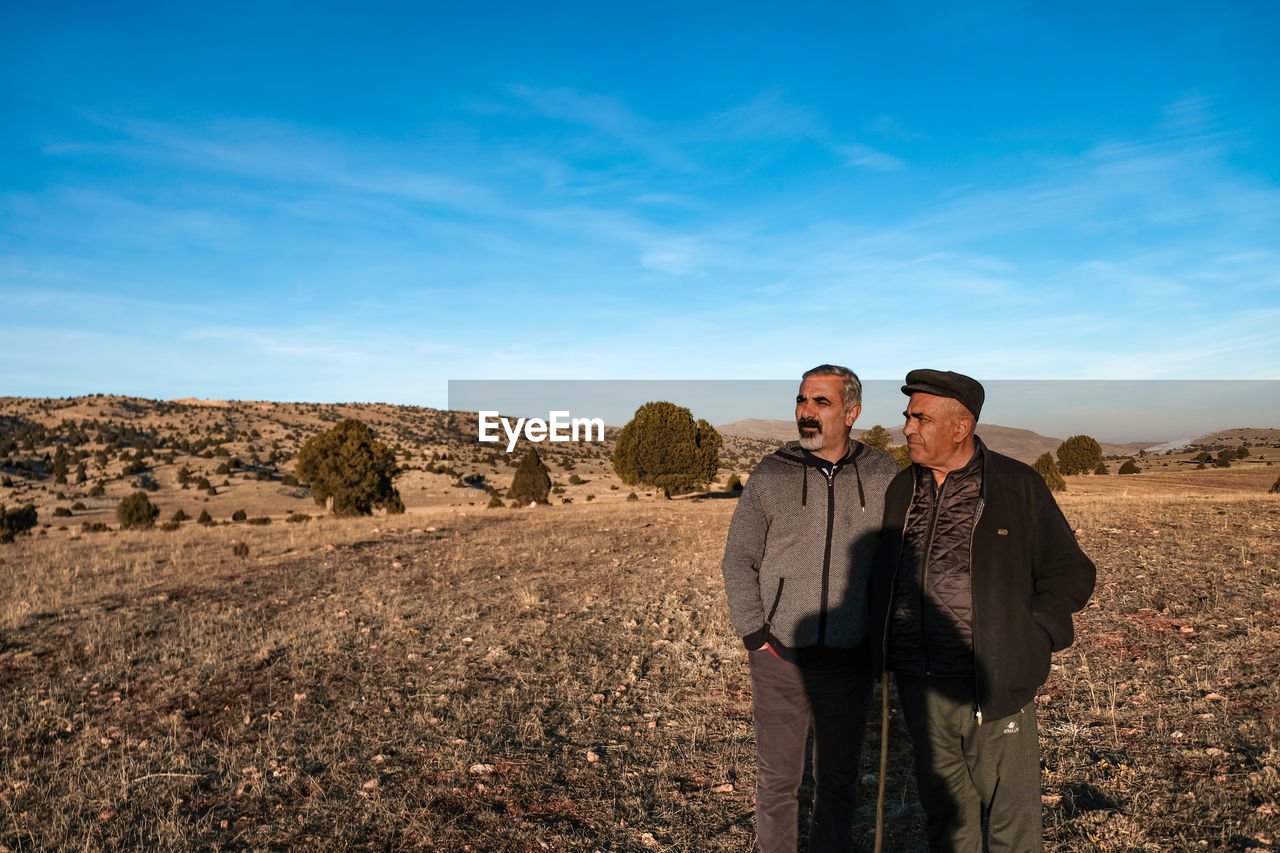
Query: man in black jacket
870,370,1095,852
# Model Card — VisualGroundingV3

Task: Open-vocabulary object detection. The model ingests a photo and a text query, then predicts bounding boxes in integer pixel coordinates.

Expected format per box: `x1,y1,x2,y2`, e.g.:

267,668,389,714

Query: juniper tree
117,491,159,529
52,445,70,485
860,424,892,452
612,401,722,498
0,504,38,543
1056,435,1103,476
1033,453,1067,492
508,448,551,506
295,418,404,516
889,445,912,469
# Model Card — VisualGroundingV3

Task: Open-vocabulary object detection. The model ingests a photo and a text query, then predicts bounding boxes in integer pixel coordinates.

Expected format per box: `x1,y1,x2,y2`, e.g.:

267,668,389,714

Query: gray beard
797,431,823,450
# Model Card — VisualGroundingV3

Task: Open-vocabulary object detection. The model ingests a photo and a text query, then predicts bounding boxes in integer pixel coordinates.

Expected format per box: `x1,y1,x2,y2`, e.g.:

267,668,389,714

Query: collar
801,443,858,473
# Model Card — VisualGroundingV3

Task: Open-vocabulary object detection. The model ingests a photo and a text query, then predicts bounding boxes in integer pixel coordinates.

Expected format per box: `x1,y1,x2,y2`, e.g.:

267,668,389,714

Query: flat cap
901,369,984,421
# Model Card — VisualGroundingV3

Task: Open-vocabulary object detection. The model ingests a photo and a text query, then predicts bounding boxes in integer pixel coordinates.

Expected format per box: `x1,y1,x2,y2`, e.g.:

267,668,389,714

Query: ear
953,415,973,441
843,404,861,428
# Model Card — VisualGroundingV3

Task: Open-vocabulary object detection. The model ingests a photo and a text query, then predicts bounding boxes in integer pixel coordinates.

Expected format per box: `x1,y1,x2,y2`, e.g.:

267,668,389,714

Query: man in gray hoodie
722,364,899,853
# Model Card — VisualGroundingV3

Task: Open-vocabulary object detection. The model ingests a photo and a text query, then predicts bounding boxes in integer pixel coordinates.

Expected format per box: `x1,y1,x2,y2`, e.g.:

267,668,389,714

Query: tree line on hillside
7,403,1278,538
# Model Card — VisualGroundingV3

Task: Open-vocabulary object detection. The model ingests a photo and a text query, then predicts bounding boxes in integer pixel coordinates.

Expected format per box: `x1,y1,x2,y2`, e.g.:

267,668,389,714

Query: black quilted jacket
870,437,1097,722
885,445,984,677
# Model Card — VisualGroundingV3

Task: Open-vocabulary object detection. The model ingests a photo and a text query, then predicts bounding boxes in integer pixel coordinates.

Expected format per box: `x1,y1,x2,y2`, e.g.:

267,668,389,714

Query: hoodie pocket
766,578,786,624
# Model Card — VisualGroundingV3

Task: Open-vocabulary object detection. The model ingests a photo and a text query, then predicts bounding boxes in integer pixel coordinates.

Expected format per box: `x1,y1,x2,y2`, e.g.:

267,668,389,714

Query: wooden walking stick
874,671,890,853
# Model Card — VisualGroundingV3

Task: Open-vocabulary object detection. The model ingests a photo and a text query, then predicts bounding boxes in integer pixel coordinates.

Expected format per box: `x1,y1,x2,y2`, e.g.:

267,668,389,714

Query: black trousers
748,647,873,853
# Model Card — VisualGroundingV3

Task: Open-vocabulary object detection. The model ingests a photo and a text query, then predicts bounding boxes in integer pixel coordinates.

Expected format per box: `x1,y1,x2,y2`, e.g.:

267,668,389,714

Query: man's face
796,376,859,454
902,393,967,470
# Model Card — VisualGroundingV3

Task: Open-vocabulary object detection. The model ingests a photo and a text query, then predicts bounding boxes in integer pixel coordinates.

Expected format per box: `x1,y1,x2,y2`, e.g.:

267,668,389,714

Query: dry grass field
3,397,1280,850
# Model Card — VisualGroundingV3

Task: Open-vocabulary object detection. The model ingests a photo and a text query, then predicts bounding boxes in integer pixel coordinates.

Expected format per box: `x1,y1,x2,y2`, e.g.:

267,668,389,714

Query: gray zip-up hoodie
721,440,898,658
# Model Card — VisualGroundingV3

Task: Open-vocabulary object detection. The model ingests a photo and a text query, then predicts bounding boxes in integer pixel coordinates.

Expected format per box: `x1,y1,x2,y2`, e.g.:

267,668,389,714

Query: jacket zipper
970,496,986,723
817,466,836,645
920,474,948,676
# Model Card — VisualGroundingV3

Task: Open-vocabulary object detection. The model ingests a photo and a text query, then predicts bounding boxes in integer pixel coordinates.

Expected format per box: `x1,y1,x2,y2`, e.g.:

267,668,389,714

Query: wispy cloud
507,84,700,172
833,143,904,171
702,90,907,171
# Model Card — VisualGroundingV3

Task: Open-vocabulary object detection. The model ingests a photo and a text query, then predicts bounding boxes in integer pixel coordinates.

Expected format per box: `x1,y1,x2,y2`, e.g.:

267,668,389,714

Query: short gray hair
802,364,862,411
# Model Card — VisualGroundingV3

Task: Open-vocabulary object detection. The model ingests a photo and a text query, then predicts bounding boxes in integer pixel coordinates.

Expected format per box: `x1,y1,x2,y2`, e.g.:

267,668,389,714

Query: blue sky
3,1,1278,418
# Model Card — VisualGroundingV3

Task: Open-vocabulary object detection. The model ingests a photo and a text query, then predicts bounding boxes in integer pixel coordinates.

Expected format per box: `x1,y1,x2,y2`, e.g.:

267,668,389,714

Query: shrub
486,494,505,509
1093,462,1109,475
53,506,72,517
508,448,552,506
246,516,271,525
1119,459,1141,475
725,473,743,492
1215,449,1234,468
0,504,39,543
232,541,249,558
71,501,86,510
116,491,159,529
889,445,912,469
286,512,311,523
80,521,109,533
1056,435,1103,476
295,419,404,516
160,520,181,531
197,510,214,525
1268,474,1280,495
171,509,190,522
860,425,891,452
232,509,247,522
1032,453,1066,492
612,401,722,498
568,473,583,485
1237,446,1250,459
627,492,639,501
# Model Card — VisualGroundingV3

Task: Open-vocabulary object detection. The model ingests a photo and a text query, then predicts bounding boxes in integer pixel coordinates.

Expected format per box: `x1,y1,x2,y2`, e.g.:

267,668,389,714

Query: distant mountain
715,418,801,444
1189,428,1280,447
717,418,1167,464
